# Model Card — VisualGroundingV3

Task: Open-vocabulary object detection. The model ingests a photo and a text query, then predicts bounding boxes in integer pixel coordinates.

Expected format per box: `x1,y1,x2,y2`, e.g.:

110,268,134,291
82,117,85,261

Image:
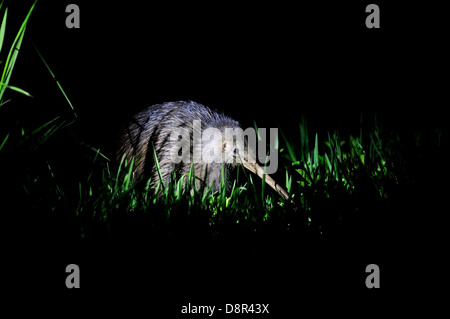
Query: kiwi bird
117,101,290,200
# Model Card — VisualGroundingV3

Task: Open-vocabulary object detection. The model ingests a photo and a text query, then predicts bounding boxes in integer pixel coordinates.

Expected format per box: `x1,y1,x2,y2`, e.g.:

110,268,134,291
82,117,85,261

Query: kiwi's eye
233,148,237,155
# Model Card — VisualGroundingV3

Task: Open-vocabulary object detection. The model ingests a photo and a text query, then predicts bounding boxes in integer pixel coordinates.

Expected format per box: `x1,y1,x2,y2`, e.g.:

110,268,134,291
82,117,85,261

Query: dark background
9,0,447,154
3,0,447,316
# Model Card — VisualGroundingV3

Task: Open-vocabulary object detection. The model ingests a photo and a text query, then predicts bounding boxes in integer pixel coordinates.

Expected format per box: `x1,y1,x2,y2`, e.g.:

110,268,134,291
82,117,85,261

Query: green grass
0,0,36,105
12,113,405,242
0,1,72,153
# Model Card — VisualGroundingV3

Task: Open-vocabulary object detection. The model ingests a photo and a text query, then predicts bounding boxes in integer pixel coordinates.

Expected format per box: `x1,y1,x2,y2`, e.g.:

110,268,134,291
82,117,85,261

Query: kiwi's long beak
242,160,290,201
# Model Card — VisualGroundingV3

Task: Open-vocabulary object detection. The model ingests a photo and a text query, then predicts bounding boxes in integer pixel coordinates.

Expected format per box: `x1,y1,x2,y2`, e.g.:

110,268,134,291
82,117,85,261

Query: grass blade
0,132,8,151
0,82,32,97
253,121,261,141
313,133,319,170
33,43,77,117
0,7,7,55
221,164,227,209
0,0,37,103
152,143,165,193
31,116,60,135
279,127,297,162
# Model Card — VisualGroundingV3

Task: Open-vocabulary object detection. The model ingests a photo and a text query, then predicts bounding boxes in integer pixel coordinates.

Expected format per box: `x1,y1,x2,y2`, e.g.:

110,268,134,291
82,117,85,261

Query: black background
9,0,447,151
3,0,447,316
